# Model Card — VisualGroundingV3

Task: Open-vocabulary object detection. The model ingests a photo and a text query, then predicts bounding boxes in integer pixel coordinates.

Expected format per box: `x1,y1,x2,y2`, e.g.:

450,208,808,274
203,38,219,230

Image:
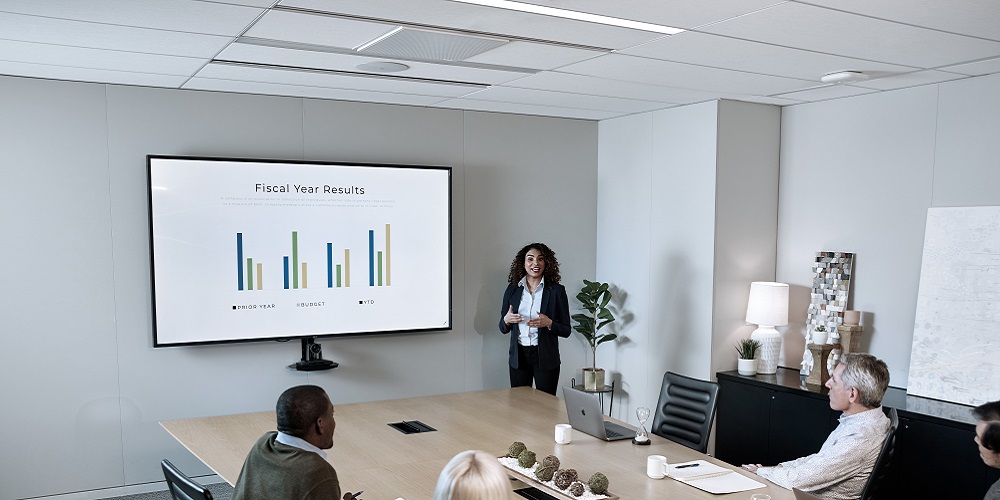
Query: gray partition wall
0,76,597,499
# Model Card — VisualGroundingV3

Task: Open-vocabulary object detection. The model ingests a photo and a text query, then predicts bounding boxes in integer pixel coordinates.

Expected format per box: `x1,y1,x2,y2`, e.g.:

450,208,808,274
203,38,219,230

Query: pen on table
349,491,363,499
675,464,700,469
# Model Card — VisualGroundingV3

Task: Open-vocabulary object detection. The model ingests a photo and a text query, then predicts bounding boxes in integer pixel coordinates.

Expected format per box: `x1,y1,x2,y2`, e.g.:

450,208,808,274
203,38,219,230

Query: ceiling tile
0,39,206,75
0,0,263,36
195,61,482,98
621,31,917,81
460,86,669,114
504,71,710,104
463,41,603,70
0,12,232,58
183,77,447,106
559,53,816,95
940,57,1000,77
430,98,618,120
0,60,190,87
217,43,533,85
700,2,1000,69
798,0,1000,42
771,83,876,101
281,0,662,49
851,70,968,91
244,9,395,49
512,0,788,30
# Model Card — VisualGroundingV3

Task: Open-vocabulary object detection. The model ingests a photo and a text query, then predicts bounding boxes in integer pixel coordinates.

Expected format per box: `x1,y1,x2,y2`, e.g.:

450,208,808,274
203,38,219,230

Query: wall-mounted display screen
147,155,451,347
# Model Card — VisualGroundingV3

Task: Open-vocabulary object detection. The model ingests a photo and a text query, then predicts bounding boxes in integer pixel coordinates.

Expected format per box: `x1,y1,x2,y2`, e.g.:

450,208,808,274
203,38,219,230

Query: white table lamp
746,282,789,375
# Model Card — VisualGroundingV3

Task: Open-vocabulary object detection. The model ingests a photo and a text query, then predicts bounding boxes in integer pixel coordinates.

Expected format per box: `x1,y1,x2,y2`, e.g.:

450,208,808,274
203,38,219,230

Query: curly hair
276,385,330,438
507,242,561,285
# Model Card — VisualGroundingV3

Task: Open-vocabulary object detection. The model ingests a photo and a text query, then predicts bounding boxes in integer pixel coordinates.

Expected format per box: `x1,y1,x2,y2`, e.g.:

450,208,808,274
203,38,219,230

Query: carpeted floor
101,482,233,500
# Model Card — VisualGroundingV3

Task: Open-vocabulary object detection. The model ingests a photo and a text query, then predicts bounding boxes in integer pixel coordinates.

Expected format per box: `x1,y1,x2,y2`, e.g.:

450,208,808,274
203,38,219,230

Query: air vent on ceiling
356,26,508,62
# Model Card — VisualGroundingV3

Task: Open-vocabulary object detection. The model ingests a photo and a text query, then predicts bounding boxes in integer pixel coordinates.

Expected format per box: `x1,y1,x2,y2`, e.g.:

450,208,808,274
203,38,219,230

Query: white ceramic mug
646,454,668,479
555,423,572,444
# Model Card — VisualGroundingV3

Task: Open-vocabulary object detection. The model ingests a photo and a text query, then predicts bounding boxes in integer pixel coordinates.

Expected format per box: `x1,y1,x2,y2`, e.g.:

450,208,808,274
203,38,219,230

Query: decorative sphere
517,450,537,468
568,481,585,496
541,455,560,469
505,441,526,458
588,472,609,494
534,464,556,482
553,469,578,489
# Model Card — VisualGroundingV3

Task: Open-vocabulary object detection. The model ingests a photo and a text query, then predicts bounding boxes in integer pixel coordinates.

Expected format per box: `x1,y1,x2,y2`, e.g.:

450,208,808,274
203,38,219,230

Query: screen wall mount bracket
289,337,339,371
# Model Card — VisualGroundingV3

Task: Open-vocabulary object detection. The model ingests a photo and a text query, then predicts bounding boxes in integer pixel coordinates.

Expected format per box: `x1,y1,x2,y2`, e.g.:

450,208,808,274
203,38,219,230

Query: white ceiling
1,0,999,120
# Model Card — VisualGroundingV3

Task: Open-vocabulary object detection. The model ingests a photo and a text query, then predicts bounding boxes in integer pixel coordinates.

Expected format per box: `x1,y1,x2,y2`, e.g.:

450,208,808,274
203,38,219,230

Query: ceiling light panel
244,9,396,49
280,0,662,49
217,43,532,85
356,26,508,62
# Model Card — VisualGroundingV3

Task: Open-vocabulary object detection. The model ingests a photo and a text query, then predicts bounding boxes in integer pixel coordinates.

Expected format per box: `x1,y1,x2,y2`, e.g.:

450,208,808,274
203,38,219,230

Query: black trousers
509,344,560,396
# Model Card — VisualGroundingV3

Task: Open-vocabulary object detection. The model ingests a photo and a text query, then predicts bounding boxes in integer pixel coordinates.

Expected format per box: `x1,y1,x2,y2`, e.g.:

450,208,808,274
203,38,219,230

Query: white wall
596,100,780,421
0,76,597,499
776,72,1000,386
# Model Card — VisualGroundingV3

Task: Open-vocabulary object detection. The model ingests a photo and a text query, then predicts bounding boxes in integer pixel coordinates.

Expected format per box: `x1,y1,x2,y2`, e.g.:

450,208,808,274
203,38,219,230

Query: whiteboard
908,206,1000,405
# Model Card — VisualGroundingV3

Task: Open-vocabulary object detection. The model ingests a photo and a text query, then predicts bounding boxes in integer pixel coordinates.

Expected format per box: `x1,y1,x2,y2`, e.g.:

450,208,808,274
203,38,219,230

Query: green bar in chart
246,258,254,291
377,251,383,286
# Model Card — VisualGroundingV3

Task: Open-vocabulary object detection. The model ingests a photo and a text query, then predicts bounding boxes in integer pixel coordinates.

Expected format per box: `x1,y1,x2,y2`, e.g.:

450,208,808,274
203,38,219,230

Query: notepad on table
666,460,766,494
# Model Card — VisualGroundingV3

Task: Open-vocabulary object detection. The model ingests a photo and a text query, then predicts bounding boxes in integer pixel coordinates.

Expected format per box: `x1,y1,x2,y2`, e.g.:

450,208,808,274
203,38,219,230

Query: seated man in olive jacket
233,385,356,500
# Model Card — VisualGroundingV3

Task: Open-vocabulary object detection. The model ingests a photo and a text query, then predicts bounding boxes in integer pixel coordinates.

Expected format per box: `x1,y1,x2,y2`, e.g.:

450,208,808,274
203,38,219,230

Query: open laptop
562,386,634,441
792,488,823,500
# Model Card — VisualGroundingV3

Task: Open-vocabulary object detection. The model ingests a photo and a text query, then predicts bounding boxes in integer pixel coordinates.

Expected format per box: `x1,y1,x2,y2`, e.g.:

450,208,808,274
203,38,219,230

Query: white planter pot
583,368,606,390
813,330,829,345
737,358,758,376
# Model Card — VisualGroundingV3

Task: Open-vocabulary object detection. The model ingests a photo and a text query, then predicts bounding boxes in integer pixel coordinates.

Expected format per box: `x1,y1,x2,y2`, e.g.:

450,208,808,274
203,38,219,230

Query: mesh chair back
161,459,214,500
860,407,900,500
650,371,720,453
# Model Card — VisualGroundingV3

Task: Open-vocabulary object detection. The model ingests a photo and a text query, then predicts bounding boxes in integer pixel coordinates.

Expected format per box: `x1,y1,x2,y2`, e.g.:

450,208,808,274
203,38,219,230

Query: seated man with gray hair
742,353,891,500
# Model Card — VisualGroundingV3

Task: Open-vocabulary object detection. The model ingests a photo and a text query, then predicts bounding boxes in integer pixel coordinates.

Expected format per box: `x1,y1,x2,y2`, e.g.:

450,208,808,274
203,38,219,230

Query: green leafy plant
734,338,761,360
572,279,618,369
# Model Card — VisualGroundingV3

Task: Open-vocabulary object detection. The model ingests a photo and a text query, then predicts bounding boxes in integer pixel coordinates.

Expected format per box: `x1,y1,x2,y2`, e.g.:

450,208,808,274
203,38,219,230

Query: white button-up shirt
516,277,544,346
756,406,891,500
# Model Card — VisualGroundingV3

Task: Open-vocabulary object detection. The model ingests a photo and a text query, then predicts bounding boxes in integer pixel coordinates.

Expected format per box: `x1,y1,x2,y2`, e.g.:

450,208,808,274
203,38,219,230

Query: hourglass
633,406,651,445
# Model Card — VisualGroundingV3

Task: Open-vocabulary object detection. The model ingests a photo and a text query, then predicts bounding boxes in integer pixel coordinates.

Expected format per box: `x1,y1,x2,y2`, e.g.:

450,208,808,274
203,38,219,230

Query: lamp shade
746,282,789,327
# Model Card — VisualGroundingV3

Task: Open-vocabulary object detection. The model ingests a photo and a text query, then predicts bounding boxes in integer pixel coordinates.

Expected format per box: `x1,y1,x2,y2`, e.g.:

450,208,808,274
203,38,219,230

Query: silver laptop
562,386,634,441
792,488,823,500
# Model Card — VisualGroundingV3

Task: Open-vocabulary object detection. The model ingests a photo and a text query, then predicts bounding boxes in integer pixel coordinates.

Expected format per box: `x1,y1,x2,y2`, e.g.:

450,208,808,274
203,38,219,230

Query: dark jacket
498,281,571,370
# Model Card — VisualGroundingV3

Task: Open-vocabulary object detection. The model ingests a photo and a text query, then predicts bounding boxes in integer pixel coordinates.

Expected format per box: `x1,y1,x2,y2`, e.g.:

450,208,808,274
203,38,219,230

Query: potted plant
735,338,761,376
812,324,829,345
572,279,618,390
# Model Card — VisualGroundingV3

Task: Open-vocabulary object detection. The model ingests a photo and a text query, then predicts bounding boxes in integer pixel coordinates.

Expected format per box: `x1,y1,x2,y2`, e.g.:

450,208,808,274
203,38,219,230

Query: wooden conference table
162,387,791,500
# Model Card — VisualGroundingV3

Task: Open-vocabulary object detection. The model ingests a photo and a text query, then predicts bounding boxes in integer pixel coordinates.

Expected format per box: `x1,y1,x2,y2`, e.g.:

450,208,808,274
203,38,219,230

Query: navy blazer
498,281,571,371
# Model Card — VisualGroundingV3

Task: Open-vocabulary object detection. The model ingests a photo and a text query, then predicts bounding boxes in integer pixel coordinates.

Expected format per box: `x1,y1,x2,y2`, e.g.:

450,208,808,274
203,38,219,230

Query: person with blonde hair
433,450,512,500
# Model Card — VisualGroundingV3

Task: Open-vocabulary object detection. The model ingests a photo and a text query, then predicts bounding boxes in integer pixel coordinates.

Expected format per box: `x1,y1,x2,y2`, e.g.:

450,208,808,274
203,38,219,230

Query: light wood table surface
161,387,791,500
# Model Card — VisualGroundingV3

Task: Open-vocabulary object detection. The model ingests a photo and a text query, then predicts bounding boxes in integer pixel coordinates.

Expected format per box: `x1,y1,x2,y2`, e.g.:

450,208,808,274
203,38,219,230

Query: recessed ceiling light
820,71,869,84
356,61,411,73
449,0,684,35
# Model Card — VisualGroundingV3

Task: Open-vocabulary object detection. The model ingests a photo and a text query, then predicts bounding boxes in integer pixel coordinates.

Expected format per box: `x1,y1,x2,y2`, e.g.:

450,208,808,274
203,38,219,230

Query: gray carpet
101,482,233,500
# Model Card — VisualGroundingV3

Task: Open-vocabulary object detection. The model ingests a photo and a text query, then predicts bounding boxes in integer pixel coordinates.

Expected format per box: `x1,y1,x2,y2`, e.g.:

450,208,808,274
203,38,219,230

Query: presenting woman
974,400,1000,500
498,242,571,396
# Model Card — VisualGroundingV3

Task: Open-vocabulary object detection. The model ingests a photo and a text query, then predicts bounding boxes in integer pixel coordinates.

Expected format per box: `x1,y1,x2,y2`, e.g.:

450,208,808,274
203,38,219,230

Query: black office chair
161,459,214,500
859,407,900,500
650,371,720,453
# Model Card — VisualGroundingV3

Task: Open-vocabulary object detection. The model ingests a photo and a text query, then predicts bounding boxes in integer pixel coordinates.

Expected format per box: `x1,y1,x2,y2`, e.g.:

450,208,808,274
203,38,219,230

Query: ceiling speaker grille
356,27,507,62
